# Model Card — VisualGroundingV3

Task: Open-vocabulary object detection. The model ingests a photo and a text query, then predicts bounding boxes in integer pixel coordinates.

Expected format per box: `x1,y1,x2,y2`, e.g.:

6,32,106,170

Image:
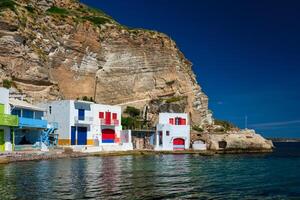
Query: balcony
74,116,93,125
0,114,18,127
100,119,119,126
19,117,48,129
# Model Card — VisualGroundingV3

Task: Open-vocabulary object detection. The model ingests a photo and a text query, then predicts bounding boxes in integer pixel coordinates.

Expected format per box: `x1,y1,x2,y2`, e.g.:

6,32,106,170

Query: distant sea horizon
267,137,300,142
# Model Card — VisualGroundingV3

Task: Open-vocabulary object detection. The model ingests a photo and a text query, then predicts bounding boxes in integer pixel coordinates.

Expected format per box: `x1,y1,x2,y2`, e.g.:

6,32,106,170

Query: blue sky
80,0,300,138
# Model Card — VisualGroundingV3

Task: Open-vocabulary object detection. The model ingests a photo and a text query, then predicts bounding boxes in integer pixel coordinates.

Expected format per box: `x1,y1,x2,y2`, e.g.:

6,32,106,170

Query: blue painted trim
71,126,76,145
18,117,48,129
102,139,114,143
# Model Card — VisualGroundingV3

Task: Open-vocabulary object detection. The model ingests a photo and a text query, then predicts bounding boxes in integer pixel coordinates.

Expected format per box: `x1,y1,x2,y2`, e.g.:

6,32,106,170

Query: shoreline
0,149,273,165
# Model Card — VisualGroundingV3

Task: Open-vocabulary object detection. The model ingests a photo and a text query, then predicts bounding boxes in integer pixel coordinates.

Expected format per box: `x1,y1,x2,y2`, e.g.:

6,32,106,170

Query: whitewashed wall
92,104,122,143
0,88,10,114
158,113,189,124
155,113,190,151
40,101,71,140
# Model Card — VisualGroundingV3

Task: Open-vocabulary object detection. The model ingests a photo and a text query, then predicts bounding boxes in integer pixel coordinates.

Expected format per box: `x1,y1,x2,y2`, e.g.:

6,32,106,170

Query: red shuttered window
182,118,186,125
99,112,104,119
169,118,174,125
105,112,111,125
112,113,117,120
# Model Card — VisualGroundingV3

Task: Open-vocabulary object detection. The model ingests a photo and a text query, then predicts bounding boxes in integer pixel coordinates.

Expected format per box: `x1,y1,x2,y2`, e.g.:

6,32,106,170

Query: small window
12,109,21,117
159,131,163,145
166,131,170,136
78,109,85,120
112,113,117,120
49,106,52,114
99,112,104,118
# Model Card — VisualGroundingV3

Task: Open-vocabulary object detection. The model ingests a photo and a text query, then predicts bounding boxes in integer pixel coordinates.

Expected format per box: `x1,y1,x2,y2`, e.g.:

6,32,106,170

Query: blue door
78,109,85,120
71,126,76,145
77,127,87,145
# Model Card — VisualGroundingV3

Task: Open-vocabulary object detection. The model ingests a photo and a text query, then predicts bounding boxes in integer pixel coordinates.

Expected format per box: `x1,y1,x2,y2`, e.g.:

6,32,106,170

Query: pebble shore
0,148,273,165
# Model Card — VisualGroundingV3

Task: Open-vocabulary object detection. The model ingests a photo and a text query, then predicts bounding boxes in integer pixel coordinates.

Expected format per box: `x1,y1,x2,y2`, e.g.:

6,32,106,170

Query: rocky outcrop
0,0,212,125
196,129,274,151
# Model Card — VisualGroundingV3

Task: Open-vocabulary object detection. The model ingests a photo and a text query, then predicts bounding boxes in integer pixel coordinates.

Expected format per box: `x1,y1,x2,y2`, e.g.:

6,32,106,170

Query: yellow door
0,129,4,151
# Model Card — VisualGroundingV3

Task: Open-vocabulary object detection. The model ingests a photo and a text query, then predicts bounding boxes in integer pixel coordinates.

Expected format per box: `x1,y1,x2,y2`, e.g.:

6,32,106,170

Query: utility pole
93,76,98,102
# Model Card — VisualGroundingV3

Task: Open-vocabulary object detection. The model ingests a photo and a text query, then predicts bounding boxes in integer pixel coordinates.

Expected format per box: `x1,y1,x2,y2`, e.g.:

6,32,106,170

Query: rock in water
201,129,274,151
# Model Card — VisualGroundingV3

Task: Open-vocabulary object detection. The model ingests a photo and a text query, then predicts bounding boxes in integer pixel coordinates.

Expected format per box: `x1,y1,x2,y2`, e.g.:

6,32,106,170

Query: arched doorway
173,138,185,150
102,129,115,143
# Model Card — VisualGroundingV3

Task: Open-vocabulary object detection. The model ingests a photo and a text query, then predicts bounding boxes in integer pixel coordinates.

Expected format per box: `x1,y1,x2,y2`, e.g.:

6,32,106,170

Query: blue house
9,99,57,149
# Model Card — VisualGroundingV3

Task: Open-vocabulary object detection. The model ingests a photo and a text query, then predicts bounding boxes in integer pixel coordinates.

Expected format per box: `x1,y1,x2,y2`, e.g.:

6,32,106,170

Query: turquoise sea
0,142,300,200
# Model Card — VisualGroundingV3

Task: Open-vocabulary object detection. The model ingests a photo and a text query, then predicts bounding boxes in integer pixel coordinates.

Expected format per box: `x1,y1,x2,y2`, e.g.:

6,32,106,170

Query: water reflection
0,145,300,200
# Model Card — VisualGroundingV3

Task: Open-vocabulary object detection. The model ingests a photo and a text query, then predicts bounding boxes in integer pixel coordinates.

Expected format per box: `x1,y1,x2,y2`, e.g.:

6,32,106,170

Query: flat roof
9,98,46,112
74,100,94,104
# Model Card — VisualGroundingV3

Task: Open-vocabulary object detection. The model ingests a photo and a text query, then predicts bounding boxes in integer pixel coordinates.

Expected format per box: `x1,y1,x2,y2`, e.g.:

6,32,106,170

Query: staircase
41,122,58,147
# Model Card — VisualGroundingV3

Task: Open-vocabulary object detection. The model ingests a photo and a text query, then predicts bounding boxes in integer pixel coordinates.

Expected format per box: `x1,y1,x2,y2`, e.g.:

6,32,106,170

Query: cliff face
0,0,212,125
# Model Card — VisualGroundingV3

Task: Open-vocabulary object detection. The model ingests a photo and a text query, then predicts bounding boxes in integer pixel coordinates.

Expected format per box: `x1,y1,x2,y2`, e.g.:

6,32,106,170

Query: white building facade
155,113,190,151
41,100,133,151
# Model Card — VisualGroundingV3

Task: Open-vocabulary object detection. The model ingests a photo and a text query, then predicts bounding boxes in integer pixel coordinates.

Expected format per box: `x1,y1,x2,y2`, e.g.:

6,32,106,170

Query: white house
155,113,190,151
40,100,133,151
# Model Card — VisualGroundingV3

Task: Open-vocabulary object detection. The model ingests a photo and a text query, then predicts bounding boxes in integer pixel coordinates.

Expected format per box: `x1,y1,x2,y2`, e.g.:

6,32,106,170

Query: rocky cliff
0,0,212,126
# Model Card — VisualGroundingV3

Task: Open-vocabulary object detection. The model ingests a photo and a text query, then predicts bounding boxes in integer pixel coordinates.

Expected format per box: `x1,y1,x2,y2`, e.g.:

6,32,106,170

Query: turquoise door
0,129,4,152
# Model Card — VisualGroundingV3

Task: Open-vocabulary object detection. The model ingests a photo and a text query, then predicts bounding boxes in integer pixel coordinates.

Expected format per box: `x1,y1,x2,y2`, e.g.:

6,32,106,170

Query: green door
0,129,4,152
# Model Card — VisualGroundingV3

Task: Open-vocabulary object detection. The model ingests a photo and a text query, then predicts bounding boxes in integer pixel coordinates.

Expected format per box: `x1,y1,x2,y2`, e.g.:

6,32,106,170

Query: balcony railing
100,119,119,126
19,117,48,129
0,114,18,127
74,116,93,124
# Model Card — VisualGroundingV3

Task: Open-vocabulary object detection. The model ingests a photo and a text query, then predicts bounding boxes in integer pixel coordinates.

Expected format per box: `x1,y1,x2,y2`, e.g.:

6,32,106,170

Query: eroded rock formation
0,0,212,125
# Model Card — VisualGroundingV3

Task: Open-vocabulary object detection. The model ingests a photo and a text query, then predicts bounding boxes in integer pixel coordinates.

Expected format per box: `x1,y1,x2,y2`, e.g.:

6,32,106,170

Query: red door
102,129,115,143
173,138,185,150
105,112,111,125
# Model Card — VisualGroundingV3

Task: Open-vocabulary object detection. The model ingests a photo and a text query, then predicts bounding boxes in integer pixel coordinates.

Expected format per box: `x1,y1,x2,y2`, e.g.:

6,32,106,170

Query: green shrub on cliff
121,116,135,129
25,5,35,13
0,0,16,11
214,119,236,131
47,6,69,15
2,79,12,89
78,96,95,102
82,16,110,25
165,96,183,103
192,125,204,132
124,106,140,118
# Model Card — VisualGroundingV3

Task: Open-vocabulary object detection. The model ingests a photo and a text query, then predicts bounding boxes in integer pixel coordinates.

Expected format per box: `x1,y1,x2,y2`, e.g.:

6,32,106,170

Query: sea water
0,142,299,199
